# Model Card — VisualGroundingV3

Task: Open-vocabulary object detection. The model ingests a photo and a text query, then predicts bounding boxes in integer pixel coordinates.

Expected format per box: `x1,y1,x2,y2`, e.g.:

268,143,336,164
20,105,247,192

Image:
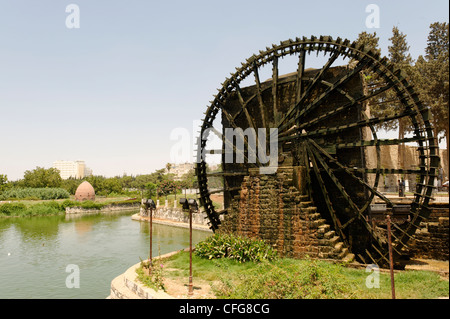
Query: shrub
25,201,63,216
108,198,141,206
79,200,104,210
0,187,70,200
61,199,77,209
195,233,278,263
0,201,65,217
0,202,27,216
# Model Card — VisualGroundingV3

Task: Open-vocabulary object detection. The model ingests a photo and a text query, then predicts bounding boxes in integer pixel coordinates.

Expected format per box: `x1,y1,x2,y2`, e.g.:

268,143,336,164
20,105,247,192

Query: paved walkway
404,258,449,278
131,213,213,232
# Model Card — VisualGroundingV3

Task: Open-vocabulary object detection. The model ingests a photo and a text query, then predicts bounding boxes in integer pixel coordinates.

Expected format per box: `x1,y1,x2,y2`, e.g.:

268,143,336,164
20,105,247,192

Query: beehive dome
75,181,96,201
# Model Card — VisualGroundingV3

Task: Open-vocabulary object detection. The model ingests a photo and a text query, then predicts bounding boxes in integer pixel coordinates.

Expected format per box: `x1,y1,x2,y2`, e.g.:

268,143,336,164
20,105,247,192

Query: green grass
0,201,65,217
149,251,449,299
136,262,166,292
0,197,140,217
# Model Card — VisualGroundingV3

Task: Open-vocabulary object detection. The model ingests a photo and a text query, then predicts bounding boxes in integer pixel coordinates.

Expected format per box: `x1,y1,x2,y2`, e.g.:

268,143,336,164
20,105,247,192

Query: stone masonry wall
139,205,210,227
66,202,140,214
220,167,354,261
409,215,449,261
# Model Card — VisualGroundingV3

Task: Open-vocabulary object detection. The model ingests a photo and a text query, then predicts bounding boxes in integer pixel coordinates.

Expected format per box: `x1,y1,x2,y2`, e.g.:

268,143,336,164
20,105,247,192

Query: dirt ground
404,258,449,279
163,276,217,299
141,266,217,299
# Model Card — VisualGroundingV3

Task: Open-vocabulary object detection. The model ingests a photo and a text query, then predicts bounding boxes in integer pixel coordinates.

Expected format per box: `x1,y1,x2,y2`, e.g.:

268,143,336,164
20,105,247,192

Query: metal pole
386,215,396,299
188,207,193,296
149,207,153,274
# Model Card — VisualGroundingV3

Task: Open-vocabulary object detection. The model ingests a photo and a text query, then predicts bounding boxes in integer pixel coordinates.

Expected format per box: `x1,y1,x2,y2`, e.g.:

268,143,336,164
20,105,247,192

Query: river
0,211,211,299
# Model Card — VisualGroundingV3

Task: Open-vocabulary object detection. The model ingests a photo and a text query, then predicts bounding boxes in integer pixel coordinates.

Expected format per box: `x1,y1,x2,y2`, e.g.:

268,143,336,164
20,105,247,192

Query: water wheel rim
195,36,440,266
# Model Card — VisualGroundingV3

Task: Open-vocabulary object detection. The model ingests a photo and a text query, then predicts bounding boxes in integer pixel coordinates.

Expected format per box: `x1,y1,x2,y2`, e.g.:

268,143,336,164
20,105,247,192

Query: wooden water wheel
195,36,440,266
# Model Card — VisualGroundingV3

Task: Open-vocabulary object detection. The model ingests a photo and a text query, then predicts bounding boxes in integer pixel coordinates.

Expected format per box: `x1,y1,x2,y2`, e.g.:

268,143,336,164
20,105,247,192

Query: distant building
167,162,194,180
53,160,93,180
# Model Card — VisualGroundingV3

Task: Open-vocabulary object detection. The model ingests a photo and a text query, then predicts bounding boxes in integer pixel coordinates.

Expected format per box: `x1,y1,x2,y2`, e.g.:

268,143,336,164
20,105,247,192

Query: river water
0,211,211,299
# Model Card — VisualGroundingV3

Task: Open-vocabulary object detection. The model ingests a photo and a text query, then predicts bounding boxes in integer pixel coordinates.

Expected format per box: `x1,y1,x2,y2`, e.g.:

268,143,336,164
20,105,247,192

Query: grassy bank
140,251,449,299
0,197,141,217
0,201,66,217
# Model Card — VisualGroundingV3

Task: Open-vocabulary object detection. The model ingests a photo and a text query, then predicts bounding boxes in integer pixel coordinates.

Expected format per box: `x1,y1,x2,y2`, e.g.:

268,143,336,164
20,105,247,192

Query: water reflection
139,221,212,255
0,211,211,298
7,215,63,242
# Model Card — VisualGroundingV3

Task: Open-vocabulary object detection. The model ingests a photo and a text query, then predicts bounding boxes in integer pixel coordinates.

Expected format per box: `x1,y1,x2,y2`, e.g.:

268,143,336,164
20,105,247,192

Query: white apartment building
53,160,93,180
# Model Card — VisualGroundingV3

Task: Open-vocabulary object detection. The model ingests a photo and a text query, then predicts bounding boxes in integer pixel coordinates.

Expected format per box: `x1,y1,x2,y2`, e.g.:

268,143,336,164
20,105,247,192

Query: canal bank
108,247,217,299
108,208,213,299
65,201,140,215
131,213,212,232
135,203,213,230
109,250,178,299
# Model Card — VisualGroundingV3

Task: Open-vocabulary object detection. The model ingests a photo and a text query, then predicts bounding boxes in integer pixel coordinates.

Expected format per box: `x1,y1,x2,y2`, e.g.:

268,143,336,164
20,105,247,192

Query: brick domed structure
75,181,96,201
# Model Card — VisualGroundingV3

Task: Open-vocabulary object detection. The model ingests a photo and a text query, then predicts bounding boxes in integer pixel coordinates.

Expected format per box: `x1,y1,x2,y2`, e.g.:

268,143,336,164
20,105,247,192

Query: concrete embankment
65,202,140,215
109,251,179,299
133,205,213,232
109,208,213,299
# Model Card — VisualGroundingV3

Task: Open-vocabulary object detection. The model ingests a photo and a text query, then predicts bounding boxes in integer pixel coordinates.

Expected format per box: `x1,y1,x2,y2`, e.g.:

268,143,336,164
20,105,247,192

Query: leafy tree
102,178,122,195
60,178,83,195
0,174,8,194
85,175,105,194
83,175,123,196
387,26,414,168
180,169,197,189
144,182,157,200
367,27,413,132
130,169,169,191
154,168,168,182
157,180,176,199
353,31,381,57
353,31,387,129
178,179,191,198
23,167,62,188
131,174,154,190
119,174,134,189
412,22,449,151
389,26,414,70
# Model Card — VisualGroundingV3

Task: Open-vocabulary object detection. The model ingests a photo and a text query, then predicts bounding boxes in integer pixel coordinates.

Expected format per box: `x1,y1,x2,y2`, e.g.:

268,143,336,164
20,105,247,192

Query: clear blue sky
0,0,448,180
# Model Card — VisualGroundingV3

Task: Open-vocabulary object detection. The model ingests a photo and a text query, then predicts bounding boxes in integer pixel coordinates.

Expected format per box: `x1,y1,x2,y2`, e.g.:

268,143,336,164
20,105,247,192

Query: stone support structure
220,167,355,261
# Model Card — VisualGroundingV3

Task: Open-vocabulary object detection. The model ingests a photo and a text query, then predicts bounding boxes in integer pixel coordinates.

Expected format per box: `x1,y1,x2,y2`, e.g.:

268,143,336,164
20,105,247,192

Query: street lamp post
144,198,156,273
386,214,396,299
180,198,198,297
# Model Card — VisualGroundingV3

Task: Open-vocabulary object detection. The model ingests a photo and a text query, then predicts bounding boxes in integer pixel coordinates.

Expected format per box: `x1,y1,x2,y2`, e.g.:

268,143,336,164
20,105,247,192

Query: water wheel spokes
196,36,440,266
